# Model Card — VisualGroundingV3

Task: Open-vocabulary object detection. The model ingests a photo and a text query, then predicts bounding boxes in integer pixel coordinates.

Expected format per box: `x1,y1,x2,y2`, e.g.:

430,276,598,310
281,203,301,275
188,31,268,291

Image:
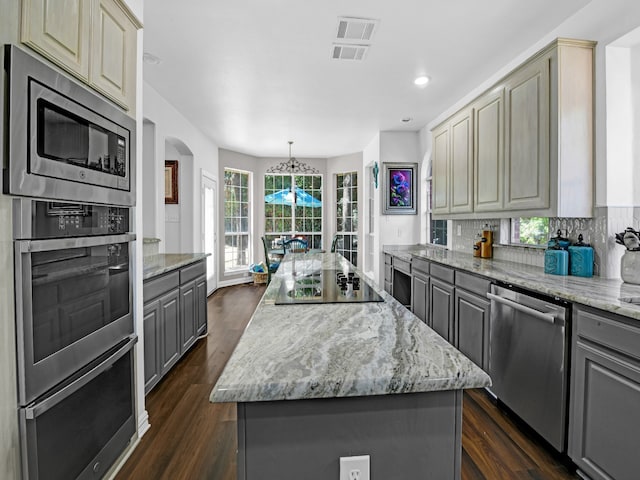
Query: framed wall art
165,160,179,204
382,162,417,214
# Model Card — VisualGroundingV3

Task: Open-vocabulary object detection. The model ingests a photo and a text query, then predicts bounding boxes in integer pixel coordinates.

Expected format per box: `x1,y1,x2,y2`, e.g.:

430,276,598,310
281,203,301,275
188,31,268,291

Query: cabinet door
569,341,640,480
90,0,138,111
450,109,474,214
21,0,91,80
474,89,504,212
454,289,490,369
411,274,429,324
429,279,454,342
180,281,197,354
160,288,180,374
504,55,550,210
143,299,161,394
196,274,208,336
431,124,450,215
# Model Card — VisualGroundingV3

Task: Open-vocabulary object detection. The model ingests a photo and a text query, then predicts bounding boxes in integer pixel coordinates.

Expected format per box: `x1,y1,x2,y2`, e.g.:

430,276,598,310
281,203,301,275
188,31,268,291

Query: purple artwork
389,168,412,207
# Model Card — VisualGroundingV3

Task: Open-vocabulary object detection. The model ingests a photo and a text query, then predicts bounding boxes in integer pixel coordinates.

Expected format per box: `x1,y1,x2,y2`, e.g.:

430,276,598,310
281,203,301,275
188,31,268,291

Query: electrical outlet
340,455,370,480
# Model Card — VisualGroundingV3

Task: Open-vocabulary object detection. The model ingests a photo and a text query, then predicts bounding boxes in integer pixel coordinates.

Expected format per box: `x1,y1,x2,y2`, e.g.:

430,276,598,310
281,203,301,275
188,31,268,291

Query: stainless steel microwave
2,45,135,206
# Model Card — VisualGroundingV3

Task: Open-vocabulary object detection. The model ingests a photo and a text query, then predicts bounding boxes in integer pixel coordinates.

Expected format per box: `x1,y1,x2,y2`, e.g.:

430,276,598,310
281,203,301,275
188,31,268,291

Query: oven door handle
24,335,137,420
18,233,136,253
486,292,557,324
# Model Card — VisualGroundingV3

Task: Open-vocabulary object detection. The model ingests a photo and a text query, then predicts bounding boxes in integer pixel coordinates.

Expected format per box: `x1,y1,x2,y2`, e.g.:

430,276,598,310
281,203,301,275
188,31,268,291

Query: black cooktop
274,269,384,305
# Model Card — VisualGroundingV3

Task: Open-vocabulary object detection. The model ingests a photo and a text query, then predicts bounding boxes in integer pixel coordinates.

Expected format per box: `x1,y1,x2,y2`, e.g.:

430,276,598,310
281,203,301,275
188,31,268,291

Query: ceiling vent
332,44,369,61
336,17,378,42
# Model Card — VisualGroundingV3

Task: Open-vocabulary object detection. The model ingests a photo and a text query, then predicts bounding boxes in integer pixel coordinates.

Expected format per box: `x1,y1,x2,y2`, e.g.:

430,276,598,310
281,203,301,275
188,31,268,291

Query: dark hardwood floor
116,283,578,480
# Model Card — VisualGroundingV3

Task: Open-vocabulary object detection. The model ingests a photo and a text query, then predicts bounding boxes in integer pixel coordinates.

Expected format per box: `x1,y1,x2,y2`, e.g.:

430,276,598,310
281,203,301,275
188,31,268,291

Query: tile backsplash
448,212,639,277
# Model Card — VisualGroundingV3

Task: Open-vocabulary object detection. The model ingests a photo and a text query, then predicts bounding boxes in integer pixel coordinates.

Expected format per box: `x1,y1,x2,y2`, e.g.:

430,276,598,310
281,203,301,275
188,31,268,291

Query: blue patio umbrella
264,187,321,208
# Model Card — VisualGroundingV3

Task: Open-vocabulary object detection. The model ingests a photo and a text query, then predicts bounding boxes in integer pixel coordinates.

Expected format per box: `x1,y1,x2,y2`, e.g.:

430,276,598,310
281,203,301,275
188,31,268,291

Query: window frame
223,168,251,273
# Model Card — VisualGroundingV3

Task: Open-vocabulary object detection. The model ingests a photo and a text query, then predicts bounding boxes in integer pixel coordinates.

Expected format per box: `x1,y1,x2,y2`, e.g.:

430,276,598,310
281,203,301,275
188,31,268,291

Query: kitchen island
210,253,491,479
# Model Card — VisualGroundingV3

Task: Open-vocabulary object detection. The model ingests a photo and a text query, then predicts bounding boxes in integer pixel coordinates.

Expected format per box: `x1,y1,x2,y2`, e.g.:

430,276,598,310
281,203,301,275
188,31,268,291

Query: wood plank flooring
116,283,578,480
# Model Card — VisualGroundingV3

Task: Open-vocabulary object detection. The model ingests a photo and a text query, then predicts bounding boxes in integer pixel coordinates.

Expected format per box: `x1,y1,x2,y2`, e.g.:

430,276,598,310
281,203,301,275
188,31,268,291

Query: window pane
224,169,251,270
511,217,549,245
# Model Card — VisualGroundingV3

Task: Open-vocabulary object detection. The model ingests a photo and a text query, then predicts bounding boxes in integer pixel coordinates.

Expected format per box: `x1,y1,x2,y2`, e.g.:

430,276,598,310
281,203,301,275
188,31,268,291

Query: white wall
142,82,220,254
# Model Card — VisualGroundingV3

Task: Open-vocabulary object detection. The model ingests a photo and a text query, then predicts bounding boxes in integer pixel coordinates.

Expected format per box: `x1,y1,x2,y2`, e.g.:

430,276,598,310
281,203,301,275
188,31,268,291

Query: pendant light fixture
266,141,319,174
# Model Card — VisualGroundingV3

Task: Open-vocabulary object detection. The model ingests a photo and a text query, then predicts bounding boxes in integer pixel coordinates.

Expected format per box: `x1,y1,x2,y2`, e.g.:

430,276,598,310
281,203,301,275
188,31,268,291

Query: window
264,174,323,249
427,177,448,246
511,217,549,246
336,172,358,266
224,168,250,272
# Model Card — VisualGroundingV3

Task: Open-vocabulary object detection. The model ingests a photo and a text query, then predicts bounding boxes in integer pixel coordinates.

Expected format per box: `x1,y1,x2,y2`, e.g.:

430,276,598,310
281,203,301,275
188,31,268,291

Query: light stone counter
143,253,208,280
384,244,640,321
210,252,491,404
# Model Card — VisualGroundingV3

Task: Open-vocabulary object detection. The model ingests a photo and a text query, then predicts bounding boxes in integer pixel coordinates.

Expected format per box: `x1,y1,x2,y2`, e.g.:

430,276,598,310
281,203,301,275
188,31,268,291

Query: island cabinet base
237,390,463,480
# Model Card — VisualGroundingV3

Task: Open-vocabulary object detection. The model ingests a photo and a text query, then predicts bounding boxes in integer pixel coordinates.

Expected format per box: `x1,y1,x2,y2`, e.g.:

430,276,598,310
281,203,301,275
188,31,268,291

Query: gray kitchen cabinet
429,264,455,341
179,282,197,353
473,88,504,212
159,288,181,374
384,254,393,295
196,275,208,336
453,272,491,370
569,305,640,480
411,258,429,324
143,299,161,393
143,259,208,394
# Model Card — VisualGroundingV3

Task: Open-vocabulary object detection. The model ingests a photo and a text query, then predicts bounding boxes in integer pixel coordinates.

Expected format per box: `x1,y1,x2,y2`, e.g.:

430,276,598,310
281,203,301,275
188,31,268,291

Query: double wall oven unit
3,45,137,480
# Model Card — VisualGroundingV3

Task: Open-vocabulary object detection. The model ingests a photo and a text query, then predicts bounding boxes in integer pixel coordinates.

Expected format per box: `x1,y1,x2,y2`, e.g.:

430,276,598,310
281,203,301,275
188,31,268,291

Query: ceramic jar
621,250,640,284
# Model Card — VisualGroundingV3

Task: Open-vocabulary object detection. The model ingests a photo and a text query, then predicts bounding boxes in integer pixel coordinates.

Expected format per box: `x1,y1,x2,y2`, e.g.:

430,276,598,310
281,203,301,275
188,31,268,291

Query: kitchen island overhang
211,253,491,479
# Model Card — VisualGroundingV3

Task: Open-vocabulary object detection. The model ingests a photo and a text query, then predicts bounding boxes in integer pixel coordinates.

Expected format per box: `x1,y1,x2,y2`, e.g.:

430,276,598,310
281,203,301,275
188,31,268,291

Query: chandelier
266,141,319,174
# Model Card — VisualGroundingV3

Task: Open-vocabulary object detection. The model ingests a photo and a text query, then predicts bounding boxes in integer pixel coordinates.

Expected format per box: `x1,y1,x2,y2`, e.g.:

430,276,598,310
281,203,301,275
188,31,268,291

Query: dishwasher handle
487,292,557,324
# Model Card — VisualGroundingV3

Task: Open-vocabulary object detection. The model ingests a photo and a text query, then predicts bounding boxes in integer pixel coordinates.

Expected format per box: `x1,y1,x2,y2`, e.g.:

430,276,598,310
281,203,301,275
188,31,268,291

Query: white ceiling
143,0,591,158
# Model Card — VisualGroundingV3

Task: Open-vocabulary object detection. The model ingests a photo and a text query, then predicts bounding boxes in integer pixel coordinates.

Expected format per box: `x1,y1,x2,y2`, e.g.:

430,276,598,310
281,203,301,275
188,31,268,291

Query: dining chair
261,236,281,284
283,238,308,254
330,234,343,253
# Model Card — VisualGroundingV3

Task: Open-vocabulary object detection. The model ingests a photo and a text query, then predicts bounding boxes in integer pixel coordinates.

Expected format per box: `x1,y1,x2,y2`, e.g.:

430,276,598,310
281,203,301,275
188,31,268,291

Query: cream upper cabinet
431,108,474,215
431,123,450,215
90,0,138,112
21,0,141,114
21,0,91,80
450,109,474,214
504,54,550,211
473,88,504,212
431,38,594,219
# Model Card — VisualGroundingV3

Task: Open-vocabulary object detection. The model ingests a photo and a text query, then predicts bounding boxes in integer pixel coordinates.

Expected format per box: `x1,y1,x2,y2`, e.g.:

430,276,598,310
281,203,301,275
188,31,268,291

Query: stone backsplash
448,208,640,278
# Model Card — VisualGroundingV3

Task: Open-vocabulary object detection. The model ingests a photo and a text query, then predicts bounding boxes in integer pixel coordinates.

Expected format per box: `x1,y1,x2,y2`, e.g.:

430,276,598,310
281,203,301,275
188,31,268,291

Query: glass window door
336,172,358,266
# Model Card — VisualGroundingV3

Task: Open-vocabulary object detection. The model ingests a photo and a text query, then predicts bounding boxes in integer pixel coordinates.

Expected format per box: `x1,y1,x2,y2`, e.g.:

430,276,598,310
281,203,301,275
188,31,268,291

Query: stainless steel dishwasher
487,283,570,452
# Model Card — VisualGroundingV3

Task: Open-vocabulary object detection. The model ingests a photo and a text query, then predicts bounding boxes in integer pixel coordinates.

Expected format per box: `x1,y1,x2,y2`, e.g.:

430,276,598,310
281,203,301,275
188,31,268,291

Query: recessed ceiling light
143,52,162,65
414,76,430,86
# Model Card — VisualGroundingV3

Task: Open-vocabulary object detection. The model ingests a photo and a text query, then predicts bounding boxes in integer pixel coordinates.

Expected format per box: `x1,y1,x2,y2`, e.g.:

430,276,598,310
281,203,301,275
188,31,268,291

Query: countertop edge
143,253,209,280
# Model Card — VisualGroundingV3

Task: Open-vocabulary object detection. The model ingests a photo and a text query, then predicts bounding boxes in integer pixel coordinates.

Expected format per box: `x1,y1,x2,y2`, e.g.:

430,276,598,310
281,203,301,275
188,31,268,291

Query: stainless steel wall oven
3,43,138,480
14,198,137,480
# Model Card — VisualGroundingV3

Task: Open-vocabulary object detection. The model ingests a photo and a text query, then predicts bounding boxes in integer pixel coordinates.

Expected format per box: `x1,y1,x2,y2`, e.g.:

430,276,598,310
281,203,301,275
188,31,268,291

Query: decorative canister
480,225,493,258
545,241,569,275
568,234,594,277
473,233,482,258
621,250,640,284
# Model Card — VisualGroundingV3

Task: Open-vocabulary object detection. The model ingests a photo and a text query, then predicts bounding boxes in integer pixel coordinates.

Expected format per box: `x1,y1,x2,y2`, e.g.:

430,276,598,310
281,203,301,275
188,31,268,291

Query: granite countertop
143,253,209,280
210,252,491,404
384,245,640,321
